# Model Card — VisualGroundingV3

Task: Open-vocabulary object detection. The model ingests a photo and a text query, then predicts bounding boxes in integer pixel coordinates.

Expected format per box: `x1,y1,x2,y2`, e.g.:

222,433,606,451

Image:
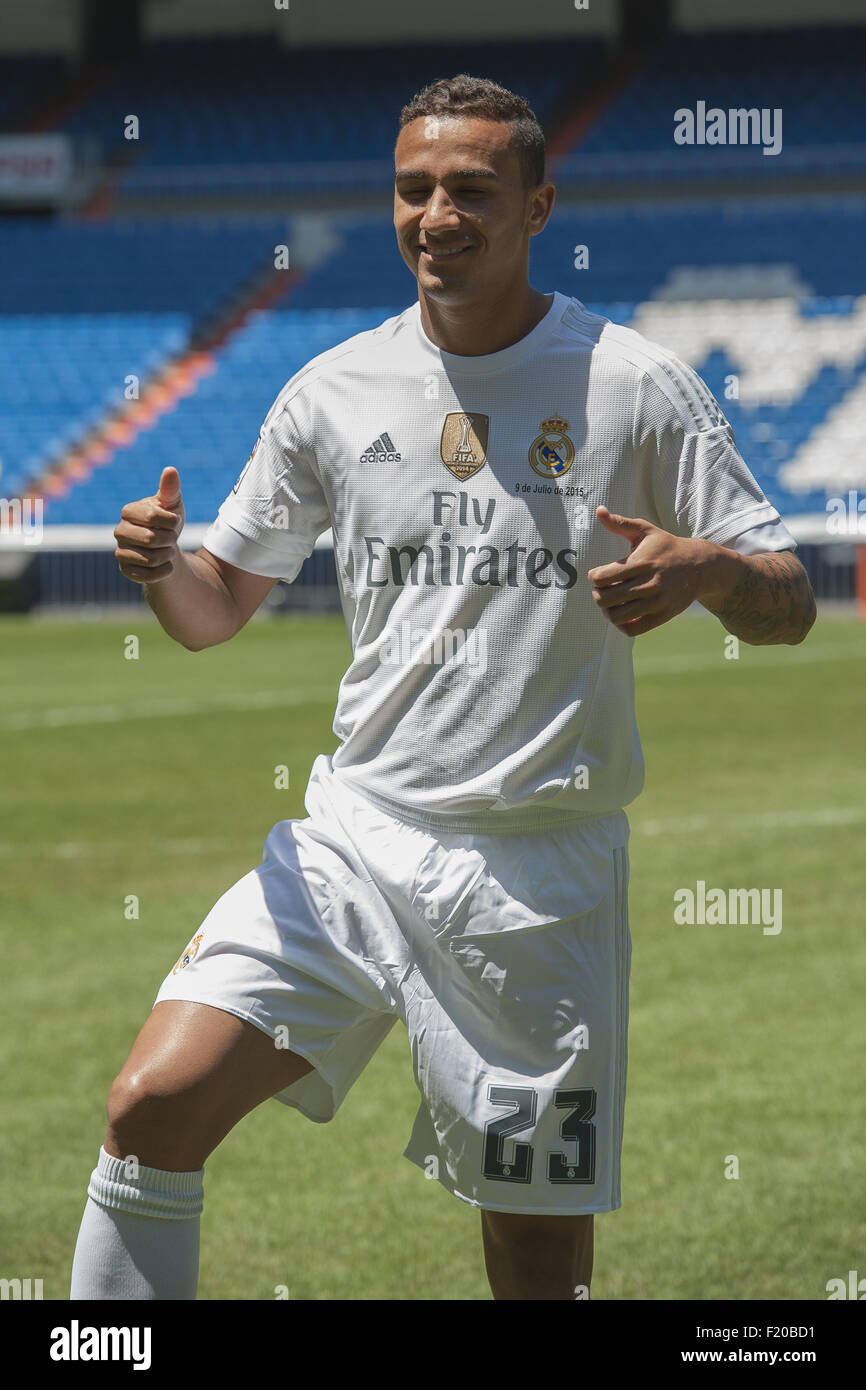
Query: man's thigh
106,1000,314,1169
480,1209,594,1298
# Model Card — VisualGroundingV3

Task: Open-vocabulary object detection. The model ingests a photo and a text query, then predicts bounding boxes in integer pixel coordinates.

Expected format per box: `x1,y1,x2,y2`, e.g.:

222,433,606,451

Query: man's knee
105,1066,212,1169
102,1002,316,1169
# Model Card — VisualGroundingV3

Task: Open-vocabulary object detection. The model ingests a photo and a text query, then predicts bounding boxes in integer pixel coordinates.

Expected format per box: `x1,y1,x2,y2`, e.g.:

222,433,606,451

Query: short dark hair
398,74,546,189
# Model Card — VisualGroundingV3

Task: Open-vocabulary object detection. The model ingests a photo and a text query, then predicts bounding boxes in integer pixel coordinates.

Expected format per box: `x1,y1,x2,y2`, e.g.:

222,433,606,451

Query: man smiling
394,100,555,356
71,75,815,1304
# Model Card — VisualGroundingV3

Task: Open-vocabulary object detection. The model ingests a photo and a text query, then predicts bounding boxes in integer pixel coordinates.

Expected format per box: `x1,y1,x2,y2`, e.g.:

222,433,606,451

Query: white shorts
155,754,632,1215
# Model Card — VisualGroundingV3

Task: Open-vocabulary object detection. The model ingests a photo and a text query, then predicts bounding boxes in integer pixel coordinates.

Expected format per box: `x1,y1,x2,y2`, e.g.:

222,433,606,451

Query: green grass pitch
1,607,864,1300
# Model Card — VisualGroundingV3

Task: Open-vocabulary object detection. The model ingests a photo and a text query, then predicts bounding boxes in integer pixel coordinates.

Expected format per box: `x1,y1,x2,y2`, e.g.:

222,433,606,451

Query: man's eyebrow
394,168,499,182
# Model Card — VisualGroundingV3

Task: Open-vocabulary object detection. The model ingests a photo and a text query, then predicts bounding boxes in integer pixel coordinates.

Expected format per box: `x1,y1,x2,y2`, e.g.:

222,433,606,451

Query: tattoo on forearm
703,550,817,645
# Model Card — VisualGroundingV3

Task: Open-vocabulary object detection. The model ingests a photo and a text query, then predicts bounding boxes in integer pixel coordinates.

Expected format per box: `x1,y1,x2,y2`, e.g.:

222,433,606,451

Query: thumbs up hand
587,505,716,637
114,467,186,585
155,466,183,515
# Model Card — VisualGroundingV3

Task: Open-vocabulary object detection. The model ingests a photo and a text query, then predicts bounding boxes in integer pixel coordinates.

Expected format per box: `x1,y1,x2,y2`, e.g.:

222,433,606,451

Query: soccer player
71,76,816,1301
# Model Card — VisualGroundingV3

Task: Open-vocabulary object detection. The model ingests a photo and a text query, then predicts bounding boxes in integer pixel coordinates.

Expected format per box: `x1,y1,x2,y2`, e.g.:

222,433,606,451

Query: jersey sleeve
722,519,797,554
636,355,793,551
201,387,330,581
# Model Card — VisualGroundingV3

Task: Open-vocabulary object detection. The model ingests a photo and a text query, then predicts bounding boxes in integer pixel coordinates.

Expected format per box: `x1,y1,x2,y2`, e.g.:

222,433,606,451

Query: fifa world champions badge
440,412,489,479
528,416,575,478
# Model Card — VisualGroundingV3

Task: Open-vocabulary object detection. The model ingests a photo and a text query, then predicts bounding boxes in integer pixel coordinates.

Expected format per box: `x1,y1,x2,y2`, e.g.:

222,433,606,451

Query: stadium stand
0,54,65,128
0,218,288,316
0,312,189,499
2,193,859,528
53,36,599,193
36,309,383,523
34,287,862,528
2,23,864,607
555,26,866,181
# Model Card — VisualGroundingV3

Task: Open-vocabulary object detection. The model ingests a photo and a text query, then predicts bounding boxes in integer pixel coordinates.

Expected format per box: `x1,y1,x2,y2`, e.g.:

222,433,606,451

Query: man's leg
103,998,312,1168
480,1210,594,1300
70,999,313,1299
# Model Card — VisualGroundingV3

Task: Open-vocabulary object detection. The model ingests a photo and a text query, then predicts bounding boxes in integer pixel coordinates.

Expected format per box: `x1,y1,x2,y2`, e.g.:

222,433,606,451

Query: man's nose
419,189,460,230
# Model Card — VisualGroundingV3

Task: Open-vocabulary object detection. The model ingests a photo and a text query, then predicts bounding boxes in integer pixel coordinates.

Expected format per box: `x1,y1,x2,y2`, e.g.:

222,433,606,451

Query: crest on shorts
172,933,204,975
528,416,575,479
440,413,489,480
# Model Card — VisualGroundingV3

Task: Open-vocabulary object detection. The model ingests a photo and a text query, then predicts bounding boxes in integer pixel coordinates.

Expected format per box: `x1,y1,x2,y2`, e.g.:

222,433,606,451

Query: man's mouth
419,244,472,262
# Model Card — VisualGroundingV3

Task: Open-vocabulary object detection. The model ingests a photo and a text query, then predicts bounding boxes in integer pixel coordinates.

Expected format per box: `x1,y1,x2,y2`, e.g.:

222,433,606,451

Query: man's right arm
114,466,277,650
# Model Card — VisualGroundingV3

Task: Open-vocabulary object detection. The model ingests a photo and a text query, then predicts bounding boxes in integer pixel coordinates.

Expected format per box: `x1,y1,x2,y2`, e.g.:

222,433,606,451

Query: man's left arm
695,543,816,646
588,506,817,645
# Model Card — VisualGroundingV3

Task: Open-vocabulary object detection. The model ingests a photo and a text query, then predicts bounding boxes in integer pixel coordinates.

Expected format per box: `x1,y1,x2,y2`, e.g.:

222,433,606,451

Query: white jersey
203,291,795,832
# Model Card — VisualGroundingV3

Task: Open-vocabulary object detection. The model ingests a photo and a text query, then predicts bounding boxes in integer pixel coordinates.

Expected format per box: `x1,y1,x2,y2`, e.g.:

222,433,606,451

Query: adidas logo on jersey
360,432,401,463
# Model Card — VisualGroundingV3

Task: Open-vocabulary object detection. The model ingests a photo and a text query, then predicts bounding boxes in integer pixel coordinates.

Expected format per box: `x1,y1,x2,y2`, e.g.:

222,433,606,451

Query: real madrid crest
440,412,489,480
172,933,204,975
529,416,575,478
233,434,260,494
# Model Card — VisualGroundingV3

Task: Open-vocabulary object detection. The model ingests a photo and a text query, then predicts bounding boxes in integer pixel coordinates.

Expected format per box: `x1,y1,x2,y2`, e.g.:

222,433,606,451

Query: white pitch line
0,686,337,731
635,639,866,676
1,804,863,860
2,642,864,731
635,804,866,837
0,835,243,860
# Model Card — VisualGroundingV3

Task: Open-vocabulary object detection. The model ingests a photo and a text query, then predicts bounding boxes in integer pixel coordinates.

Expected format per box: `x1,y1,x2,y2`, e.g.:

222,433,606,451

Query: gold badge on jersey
172,933,204,975
528,416,575,479
233,434,260,493
440,412,489,480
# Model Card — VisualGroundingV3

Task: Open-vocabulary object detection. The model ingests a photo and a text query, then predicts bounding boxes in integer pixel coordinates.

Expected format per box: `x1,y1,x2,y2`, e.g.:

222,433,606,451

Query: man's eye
398,187,489,200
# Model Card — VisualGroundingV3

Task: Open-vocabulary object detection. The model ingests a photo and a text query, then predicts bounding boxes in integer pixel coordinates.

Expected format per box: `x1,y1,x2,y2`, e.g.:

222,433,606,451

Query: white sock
70,1146,203,1300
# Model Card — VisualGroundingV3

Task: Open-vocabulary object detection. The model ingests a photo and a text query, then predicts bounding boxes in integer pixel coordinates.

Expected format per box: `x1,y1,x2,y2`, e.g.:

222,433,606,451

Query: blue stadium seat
54,35,599,182
569,26,866,177
0,219,288,316
36,283,865,528
0,313,189,495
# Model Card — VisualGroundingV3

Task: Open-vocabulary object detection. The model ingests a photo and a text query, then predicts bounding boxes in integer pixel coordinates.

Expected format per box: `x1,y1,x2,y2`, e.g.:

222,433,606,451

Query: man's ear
528,182,556,236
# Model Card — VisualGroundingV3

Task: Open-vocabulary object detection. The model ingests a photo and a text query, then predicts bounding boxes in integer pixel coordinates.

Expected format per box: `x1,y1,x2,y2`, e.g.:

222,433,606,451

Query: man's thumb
157,467,182,509
596,505,649,538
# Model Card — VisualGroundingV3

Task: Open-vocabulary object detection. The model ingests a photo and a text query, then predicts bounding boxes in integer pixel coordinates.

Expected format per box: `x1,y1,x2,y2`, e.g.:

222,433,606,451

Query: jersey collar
412,290,568,375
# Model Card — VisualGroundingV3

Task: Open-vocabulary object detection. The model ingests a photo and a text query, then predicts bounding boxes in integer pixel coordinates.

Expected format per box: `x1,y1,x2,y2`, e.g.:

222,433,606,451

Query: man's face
393,115,553,304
